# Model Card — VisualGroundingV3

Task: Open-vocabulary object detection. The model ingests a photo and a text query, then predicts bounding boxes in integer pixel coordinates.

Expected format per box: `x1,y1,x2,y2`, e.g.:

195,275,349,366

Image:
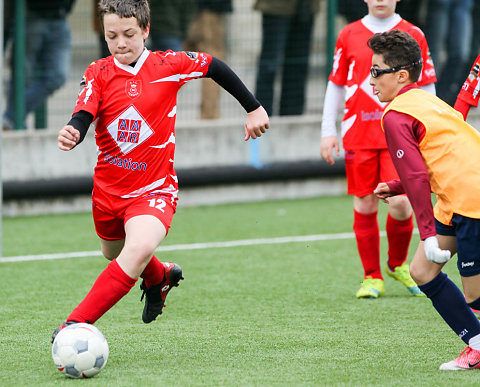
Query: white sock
468,334,480,350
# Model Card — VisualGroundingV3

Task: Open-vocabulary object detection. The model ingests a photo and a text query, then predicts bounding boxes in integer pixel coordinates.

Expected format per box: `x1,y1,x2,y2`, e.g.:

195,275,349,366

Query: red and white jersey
73,49,212,204
458,54,480,108
329,15,436,150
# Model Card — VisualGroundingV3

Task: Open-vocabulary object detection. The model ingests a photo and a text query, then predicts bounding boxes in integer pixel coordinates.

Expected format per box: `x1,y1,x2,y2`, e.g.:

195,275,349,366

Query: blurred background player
320,0,437,299
454,53,480,120
3,0,76,130
424,0,473,106
148,0,195,52
371,29,480,370
184,0,233,119
253,0,320,116
52,0,269,340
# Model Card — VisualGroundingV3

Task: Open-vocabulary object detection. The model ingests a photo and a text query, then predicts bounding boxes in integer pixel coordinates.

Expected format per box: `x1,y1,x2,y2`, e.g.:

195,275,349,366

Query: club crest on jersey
126,80,142,98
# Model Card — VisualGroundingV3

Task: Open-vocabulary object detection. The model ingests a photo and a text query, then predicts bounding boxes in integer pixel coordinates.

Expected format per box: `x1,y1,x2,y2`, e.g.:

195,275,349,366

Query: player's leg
458,215,480,317
100,238,124,261
96,230,169,288
64,214,168,327
378,150,420,295
410,218,480,370
123,195,183,323
95,196,181,319
346,150,383,298
440,213,480,370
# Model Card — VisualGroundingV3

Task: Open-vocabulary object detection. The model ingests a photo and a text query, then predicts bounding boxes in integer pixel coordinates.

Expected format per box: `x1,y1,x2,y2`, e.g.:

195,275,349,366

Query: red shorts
92,187,177,241
344,149,399,197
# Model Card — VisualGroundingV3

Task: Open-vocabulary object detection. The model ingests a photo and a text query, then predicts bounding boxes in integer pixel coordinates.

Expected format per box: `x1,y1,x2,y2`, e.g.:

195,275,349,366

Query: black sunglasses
370,58,423,78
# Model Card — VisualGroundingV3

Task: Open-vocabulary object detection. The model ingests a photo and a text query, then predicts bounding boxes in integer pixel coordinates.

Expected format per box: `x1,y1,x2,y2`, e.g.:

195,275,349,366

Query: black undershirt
67,57,261,145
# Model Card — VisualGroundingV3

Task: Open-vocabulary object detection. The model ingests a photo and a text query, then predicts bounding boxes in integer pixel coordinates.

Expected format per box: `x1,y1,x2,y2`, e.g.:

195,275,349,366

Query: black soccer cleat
50,320,79,343
140,262,183,323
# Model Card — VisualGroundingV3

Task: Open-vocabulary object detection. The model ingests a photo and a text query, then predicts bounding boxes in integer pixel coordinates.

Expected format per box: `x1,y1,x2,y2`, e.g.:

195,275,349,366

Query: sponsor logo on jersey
106,105,153,155
126,80,142,98
462,261,475,268
396,149,404,159
360,109,383,121
75,76,89,104
104,153,147,171
184,51,198,60
79,75,87,88
117,118,141,144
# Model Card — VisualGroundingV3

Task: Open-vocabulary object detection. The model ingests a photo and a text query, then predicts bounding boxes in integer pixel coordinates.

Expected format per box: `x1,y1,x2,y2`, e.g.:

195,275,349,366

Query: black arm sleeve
205,57,261,113
67,110,94,145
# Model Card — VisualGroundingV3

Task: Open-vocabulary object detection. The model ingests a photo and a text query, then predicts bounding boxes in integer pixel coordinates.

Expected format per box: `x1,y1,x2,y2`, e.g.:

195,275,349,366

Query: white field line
0,230,418,263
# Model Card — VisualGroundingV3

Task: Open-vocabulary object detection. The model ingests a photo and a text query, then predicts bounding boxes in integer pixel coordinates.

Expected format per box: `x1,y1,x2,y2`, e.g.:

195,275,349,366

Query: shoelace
140,281,148,302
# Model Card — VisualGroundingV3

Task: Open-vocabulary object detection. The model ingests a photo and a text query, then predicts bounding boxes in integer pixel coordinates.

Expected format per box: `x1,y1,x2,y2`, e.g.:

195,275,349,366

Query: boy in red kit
371,30,480,370
454,54,480,119
320,0,436,299
52,0,269,341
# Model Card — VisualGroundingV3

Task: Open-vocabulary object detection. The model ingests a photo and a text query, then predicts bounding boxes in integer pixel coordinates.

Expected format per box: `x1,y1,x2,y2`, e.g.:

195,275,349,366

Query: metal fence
3,0,336,131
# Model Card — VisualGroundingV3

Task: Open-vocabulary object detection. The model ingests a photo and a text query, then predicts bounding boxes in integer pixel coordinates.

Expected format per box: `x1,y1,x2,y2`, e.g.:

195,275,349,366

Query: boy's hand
320,136,339,165
244,106,269,141
424,236,451,263
58,125,80,151
373,182,392,203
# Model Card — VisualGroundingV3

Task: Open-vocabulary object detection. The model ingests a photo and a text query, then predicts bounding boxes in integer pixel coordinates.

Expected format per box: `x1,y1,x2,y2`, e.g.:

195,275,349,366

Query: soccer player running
371,29,480,370
53,0,269,340
320,0,436,299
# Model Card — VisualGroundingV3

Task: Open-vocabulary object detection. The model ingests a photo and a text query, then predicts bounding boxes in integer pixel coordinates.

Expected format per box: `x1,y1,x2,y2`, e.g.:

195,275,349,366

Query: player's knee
388,196,412,217
124,240,157,264
409,259,428,285
354,194,378,213
101,246,117,261
409,259,438,286
408,262,421,284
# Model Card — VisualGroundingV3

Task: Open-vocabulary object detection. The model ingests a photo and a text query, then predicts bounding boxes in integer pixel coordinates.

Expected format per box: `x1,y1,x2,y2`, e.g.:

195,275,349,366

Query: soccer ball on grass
52,323,109,378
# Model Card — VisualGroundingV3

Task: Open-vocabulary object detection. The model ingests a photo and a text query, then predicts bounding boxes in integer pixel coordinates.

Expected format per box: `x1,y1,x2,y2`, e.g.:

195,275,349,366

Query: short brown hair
367,29,423,82
98,0,150,30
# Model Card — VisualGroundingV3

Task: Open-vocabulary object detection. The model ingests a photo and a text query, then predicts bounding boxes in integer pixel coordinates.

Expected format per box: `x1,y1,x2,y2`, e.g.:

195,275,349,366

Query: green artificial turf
0,196,475,386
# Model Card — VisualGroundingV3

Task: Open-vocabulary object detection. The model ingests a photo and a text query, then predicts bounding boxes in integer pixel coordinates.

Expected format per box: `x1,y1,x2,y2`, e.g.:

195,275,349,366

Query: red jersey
457,54,480,108
73,49,212,205
329,16,436,151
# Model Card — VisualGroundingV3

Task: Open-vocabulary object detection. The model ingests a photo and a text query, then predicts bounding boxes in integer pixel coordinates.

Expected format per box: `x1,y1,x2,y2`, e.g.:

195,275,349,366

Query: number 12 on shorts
147,198,166,212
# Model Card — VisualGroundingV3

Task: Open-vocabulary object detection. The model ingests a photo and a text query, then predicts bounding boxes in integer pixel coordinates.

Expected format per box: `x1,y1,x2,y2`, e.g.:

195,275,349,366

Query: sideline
0,230,417,263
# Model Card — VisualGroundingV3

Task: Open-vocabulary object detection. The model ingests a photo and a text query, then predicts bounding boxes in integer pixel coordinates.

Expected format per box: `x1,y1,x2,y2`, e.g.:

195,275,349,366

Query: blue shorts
435,214,480,277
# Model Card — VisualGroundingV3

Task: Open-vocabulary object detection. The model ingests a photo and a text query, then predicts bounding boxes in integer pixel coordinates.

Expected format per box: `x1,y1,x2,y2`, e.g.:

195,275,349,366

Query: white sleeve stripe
150,72,204,83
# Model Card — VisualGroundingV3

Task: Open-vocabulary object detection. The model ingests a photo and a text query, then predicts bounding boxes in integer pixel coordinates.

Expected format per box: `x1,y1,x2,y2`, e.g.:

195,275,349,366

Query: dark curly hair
368,29,423,82
98,0,150,30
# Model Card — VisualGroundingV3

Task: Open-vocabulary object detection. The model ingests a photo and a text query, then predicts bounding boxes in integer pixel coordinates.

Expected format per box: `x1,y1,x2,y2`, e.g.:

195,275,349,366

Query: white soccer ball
52,323,109,378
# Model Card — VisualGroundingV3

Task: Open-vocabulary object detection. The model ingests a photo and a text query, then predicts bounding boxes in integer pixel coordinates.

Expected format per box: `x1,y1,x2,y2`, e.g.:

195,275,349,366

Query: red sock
67,259,137,324
140,255,166,288
353,210,381,279
386,214,413,270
